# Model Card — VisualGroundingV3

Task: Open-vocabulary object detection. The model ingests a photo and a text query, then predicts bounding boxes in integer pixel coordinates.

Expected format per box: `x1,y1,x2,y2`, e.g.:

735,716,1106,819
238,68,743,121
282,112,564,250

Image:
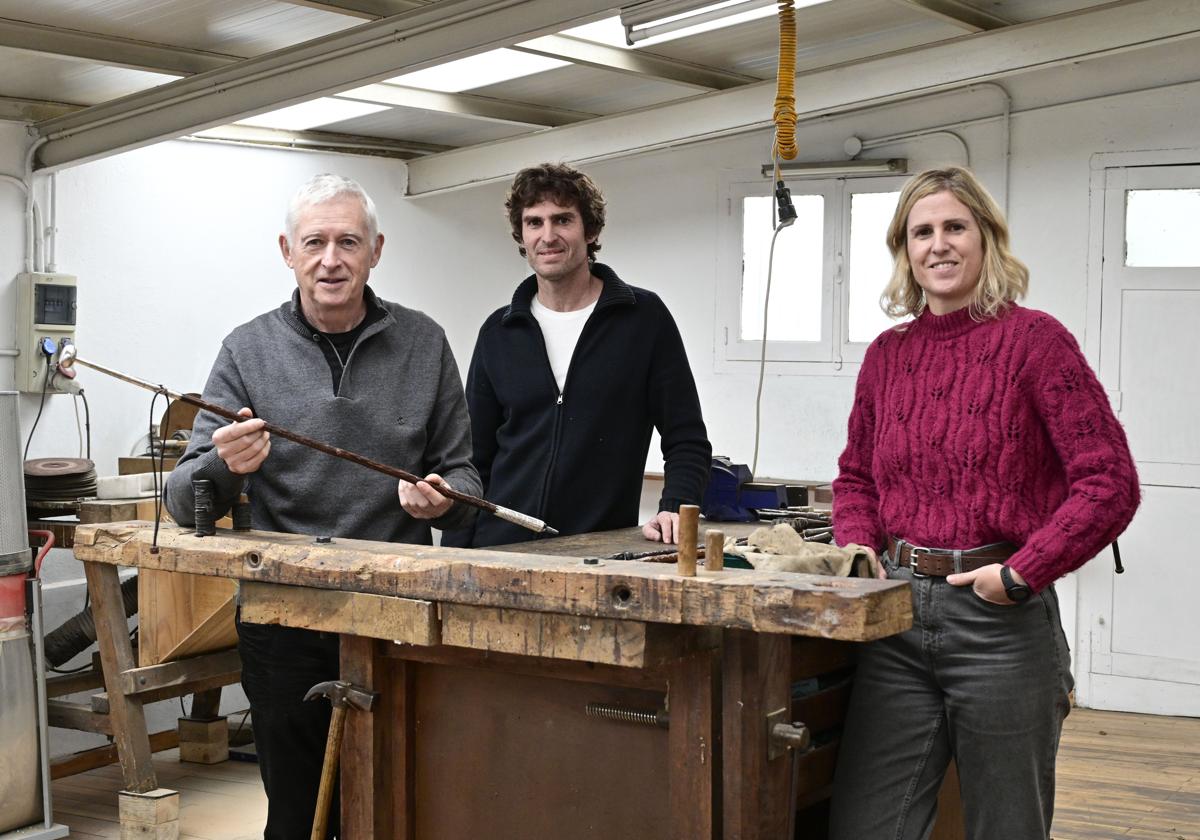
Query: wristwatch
1000,565,1032,603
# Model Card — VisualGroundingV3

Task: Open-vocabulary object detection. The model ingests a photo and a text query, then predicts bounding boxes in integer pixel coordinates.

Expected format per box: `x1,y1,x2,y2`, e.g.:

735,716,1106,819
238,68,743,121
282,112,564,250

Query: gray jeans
829,563,1073,840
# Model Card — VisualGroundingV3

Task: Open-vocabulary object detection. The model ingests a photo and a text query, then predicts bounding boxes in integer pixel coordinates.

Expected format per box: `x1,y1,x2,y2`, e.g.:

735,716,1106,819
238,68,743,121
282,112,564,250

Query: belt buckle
908,546,932,578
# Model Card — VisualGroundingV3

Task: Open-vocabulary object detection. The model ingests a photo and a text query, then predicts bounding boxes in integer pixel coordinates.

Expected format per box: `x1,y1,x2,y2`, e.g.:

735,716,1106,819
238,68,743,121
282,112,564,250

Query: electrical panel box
15,272,77,394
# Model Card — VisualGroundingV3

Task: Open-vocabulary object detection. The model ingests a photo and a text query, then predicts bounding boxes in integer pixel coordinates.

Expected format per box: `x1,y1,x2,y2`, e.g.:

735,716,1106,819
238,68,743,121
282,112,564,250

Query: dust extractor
0,391,68,839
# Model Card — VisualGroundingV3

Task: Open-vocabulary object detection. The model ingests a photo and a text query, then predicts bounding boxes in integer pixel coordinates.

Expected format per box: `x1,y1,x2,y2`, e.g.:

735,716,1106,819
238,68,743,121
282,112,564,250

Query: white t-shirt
531,295,598,393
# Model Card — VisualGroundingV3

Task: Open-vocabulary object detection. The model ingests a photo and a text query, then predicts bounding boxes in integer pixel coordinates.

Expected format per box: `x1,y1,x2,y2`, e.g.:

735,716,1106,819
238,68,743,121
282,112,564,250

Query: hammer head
303,679,379,712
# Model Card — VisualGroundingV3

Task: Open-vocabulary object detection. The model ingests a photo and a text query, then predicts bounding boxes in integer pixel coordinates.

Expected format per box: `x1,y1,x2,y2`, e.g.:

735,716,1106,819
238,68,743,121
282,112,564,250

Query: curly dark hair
505,163,606,259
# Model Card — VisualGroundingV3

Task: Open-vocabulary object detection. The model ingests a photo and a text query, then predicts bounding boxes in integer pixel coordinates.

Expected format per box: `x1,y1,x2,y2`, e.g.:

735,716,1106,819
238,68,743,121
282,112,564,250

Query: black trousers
236,610,341,840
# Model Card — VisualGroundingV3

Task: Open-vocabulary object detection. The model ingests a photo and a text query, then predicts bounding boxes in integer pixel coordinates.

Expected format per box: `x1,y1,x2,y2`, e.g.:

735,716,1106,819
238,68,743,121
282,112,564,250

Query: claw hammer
304,679,380,840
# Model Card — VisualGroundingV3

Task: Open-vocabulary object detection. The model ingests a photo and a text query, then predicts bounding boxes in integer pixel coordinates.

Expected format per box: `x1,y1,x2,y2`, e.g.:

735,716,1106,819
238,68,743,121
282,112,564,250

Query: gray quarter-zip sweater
164,287,479,544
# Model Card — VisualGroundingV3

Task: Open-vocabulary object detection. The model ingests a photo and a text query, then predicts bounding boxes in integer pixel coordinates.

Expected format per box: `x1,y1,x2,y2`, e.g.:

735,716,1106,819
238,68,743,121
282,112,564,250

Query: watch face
1001,565,1032,602
1008,585,1032,603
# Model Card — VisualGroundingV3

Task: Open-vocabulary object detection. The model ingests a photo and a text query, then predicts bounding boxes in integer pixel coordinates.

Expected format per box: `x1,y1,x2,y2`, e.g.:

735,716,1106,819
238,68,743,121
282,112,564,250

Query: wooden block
121,823,180,840
704,529,725,572
677,505,699,576
119,788,179,827
440,603,647,667
240,581,439,644
178,716,229,765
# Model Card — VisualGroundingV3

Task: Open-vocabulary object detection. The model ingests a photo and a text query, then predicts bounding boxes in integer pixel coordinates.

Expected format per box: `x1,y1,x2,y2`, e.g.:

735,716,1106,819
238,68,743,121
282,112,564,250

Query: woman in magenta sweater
829,166,1139,840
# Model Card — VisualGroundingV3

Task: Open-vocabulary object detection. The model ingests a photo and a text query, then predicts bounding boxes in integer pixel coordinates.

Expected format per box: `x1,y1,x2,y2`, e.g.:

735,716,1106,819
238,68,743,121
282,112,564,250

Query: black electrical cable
22,356,52,462
149,390,169,552
81,390,92,459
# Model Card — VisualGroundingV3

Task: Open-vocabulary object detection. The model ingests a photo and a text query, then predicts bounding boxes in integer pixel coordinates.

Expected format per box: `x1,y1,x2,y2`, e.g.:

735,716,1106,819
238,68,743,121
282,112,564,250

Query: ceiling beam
0,14,589,131
278,0,432,19
406,0,1200,194
281,0,755,90
32,0,619,171
0,95,82,123
188,124,451,158
340,83,597,125
513,34,757,91
889,0,1012,33
0,17,239,75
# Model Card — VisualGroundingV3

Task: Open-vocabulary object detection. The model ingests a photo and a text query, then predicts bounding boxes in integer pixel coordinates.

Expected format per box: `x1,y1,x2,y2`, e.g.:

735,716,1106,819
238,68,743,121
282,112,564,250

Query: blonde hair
881,166,1028,319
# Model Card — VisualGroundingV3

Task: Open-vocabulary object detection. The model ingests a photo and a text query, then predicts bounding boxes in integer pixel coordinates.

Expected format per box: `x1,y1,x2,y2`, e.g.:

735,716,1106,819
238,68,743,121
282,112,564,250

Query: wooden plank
117,456,178,475
27,517,76,549
47,667,106,698
139,569,236,666
791,637,856,680
83,560,157,793
48,699,113,735
440,603,645,667
51,730,179,780
667,645,717,840
91,670,242,713
117,648,242,698
160,593,237,662
340,636,398,840
387,642,667,692
722,630,792,840
74,524,911,641
239,581,438,645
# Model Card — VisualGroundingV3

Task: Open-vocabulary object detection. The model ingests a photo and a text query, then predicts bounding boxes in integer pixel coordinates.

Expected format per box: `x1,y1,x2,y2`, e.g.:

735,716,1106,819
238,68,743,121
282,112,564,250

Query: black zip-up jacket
443,263,711,547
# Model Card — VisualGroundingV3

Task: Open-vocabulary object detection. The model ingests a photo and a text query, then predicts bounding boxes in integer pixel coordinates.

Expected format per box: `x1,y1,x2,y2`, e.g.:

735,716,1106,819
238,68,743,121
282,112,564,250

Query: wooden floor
1053,710,1200,840
51,749,266,839
48,709,1198,839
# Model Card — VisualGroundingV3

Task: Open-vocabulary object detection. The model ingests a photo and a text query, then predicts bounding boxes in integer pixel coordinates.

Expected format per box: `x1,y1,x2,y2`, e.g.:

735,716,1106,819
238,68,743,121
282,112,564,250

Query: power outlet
14,272,77,394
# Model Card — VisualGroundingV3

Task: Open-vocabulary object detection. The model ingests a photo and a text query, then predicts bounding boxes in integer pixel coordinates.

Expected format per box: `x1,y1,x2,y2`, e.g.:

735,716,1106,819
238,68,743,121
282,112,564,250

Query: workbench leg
721,630,792,840
179,688,228,764
84,561,160,794
668,645,718,840
119,788,180,840
340,636,401,840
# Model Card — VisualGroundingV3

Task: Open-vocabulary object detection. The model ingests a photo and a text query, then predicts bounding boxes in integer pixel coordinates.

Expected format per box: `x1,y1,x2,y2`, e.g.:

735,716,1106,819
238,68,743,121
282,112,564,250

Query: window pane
740,195,823,342
847,191,902,343
1126,189,1200,267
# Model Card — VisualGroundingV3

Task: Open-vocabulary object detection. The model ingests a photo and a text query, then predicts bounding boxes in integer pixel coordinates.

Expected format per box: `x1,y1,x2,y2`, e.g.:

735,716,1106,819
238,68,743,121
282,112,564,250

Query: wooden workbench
74,520,913,839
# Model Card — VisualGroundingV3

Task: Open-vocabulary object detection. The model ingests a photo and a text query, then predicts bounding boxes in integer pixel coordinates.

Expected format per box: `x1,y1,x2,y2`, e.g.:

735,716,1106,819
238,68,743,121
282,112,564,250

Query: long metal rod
60,352,557,535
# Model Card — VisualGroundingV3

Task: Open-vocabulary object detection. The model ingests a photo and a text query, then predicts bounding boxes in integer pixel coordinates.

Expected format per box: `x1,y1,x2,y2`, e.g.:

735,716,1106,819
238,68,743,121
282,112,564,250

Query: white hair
284,173,379,244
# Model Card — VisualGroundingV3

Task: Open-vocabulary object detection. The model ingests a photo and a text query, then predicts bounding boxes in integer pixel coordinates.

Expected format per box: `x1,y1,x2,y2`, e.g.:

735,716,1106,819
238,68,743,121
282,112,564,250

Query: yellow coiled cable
773,0,798,167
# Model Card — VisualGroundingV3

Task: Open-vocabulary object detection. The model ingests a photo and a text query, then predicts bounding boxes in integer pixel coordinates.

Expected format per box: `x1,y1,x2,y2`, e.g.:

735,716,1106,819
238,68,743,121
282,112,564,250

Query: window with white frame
717,175,907,370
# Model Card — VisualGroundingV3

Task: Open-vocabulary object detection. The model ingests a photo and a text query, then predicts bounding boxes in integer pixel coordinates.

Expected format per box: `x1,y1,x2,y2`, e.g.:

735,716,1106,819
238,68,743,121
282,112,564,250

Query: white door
1075,164,1200,715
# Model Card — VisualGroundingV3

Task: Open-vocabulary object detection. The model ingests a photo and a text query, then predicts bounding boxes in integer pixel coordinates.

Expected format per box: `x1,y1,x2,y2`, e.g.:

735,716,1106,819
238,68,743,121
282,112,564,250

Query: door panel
1077,163,1200,716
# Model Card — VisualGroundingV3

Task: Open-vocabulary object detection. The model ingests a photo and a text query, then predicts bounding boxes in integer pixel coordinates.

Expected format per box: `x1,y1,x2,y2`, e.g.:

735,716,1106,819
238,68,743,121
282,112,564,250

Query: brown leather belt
887,537,1017,577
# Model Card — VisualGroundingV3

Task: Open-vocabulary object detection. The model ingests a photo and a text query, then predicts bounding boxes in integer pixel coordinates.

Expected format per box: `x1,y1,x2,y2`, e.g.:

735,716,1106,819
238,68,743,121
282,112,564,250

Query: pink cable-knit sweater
833,304,1139,592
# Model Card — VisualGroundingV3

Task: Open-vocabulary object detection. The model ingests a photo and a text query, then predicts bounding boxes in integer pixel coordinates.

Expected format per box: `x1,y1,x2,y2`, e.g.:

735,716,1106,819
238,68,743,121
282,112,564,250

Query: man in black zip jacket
443,163,710,549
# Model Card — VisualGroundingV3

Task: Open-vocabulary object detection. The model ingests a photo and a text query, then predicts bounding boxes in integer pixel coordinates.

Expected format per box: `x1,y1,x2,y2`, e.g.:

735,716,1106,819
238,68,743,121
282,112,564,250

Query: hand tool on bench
304,680,380,840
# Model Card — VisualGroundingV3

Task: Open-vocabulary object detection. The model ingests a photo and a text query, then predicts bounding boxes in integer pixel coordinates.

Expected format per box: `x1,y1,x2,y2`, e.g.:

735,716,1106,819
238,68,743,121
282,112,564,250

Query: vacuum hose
44,575,138,667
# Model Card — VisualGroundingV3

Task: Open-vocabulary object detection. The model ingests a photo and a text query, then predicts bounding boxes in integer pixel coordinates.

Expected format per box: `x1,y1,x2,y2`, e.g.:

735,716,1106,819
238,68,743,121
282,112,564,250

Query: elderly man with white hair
165,173,479,839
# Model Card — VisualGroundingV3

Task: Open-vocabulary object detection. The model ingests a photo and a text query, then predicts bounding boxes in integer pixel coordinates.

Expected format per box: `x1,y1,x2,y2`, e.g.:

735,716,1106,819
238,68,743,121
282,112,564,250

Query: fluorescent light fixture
761,159,909,178
386,48,569,93
614,0,832,47
236,98,389,131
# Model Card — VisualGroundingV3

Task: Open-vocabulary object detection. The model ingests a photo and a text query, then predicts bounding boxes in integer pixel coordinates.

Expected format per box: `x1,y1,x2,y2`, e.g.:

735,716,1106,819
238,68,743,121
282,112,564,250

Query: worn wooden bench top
73,522,910,641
